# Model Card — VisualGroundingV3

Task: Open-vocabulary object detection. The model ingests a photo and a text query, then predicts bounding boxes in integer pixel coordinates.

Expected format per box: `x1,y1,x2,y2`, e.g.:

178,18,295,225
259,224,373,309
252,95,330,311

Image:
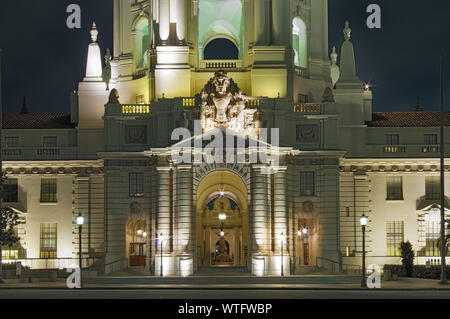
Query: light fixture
142,232,147,238
137,229,143,236
302,228,308,235
297,229,302,237
220,230,224,237
219,212,226,221
76,214,84,226
360,213,368,227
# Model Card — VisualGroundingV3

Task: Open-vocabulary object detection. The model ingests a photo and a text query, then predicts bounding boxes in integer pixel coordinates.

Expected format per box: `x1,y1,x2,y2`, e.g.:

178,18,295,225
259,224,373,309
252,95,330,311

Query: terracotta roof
2,114,76,129
366,112,450,127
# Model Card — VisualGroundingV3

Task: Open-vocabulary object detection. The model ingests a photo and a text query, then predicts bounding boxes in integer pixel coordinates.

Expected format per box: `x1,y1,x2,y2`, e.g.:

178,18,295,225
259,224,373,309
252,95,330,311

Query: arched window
134,18,149,68
203,38,239,60
293,17,308,69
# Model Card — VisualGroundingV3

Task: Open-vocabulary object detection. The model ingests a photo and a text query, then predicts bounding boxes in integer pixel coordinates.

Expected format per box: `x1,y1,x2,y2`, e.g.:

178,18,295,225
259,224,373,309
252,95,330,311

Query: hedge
384,264,450,279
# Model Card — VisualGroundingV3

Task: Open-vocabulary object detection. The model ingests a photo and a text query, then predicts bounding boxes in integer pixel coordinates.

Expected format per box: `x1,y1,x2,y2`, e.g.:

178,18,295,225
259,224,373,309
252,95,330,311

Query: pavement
1,276,450,290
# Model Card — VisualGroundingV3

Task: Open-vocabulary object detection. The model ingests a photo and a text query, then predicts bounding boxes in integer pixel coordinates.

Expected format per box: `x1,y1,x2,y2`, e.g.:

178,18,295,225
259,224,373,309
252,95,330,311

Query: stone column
175,0,186,44
159,0,170,44
273,167,288,251
156,167,172,253
250,165,269,275
176,165,193,252
254,0,269,45
271,0,288,46
113,0,120,58
175,165,194,276
251,165,269,252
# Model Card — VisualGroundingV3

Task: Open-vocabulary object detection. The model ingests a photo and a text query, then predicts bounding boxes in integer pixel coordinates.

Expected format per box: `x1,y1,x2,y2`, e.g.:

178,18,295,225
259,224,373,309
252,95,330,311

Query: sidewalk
1,277,450,290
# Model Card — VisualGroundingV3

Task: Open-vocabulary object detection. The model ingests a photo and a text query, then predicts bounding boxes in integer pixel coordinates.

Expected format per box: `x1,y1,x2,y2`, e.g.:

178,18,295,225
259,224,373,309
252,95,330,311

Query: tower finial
343,20,351,41
331,46,338,65
90,22,98,43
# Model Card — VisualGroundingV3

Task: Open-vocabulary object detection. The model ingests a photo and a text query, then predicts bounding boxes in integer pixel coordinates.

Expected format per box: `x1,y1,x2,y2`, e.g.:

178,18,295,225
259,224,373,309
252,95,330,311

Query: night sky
0,0,449,115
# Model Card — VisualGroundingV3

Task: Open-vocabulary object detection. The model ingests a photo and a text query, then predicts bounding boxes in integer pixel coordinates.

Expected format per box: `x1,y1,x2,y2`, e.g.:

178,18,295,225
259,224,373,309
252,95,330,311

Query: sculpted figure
200,70,260,138
108,88,120,104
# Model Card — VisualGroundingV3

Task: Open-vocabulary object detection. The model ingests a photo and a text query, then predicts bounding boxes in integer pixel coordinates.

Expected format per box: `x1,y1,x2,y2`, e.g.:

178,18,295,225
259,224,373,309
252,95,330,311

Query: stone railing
122,104,151,114
294,67,309,77
293,103,322,113
200,60,243,70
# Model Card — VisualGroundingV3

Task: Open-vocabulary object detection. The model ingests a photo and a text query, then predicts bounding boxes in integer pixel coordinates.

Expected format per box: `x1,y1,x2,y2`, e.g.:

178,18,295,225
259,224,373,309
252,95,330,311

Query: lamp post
159,232,165,278
76,213,84,287
360,213,368,288
280,232,286,276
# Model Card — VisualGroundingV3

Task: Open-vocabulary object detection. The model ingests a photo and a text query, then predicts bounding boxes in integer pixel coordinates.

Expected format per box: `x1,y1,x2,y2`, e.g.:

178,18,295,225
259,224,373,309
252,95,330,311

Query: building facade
2,0,450,277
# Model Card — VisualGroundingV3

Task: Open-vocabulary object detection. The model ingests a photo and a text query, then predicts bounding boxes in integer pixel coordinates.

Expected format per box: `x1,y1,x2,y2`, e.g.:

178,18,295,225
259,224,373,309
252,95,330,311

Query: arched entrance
196,170,248,268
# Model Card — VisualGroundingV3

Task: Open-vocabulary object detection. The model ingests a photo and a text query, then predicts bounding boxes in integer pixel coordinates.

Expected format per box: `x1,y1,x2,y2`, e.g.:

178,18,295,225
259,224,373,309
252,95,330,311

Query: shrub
400,241,415,277
383,264,405,276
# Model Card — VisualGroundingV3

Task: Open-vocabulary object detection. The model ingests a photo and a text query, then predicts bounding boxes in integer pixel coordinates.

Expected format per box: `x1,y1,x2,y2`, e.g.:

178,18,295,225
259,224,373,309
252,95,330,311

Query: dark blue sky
0,0,449,114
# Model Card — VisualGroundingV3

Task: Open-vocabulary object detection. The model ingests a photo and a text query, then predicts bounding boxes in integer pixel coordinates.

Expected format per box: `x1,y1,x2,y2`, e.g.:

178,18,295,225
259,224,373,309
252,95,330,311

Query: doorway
195,170,248,268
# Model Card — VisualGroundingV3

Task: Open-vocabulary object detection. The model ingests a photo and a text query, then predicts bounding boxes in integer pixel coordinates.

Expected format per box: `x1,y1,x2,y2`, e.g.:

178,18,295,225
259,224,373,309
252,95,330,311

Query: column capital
156,166,172,172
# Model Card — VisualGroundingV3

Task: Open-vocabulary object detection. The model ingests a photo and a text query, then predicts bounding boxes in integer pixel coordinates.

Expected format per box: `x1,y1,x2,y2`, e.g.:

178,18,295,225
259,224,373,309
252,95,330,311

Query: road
1,288,450,299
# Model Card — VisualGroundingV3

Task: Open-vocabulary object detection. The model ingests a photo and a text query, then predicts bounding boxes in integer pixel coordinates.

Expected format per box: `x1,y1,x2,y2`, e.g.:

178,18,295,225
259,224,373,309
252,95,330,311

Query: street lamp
280,232,286,276
360,213,368,288
76,213,84,287
159,232,165,278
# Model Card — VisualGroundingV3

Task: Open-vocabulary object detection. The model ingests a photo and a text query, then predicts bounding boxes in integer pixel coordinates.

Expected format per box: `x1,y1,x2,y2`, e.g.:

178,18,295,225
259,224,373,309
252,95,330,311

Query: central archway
195,170,248,268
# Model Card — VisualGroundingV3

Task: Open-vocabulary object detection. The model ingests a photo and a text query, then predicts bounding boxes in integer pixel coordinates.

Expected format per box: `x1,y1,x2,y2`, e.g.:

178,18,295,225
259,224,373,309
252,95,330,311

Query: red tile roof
3,114,76,129
367,112,450,127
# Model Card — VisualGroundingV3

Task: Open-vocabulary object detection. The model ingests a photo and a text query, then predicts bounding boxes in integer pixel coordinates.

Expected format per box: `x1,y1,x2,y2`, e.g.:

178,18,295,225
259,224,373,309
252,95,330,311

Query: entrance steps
195,266,250,277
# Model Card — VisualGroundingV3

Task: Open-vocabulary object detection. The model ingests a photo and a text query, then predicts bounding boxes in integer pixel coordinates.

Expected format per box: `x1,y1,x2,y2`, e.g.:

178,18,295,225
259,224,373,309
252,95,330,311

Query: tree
400,241,415,277
0,206,19,283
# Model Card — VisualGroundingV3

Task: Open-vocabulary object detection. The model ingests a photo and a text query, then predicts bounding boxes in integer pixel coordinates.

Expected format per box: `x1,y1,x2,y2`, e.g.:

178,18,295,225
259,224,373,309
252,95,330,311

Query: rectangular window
40,178,57,203
386,176,403,200
425,176,440,200
43,136,57,148
300,172,315,196
3,178,18,203
424,134,438,145
40,223,57,259
1,249,19,260
386,221,404,257
129,173,144,197
386,134,400,145
4,136,18,149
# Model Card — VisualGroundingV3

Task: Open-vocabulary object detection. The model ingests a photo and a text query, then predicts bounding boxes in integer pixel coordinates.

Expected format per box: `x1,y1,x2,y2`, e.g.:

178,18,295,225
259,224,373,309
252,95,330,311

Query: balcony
383,145,406,153
422,145,440,153
200,59,243,70
1,147,77,160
